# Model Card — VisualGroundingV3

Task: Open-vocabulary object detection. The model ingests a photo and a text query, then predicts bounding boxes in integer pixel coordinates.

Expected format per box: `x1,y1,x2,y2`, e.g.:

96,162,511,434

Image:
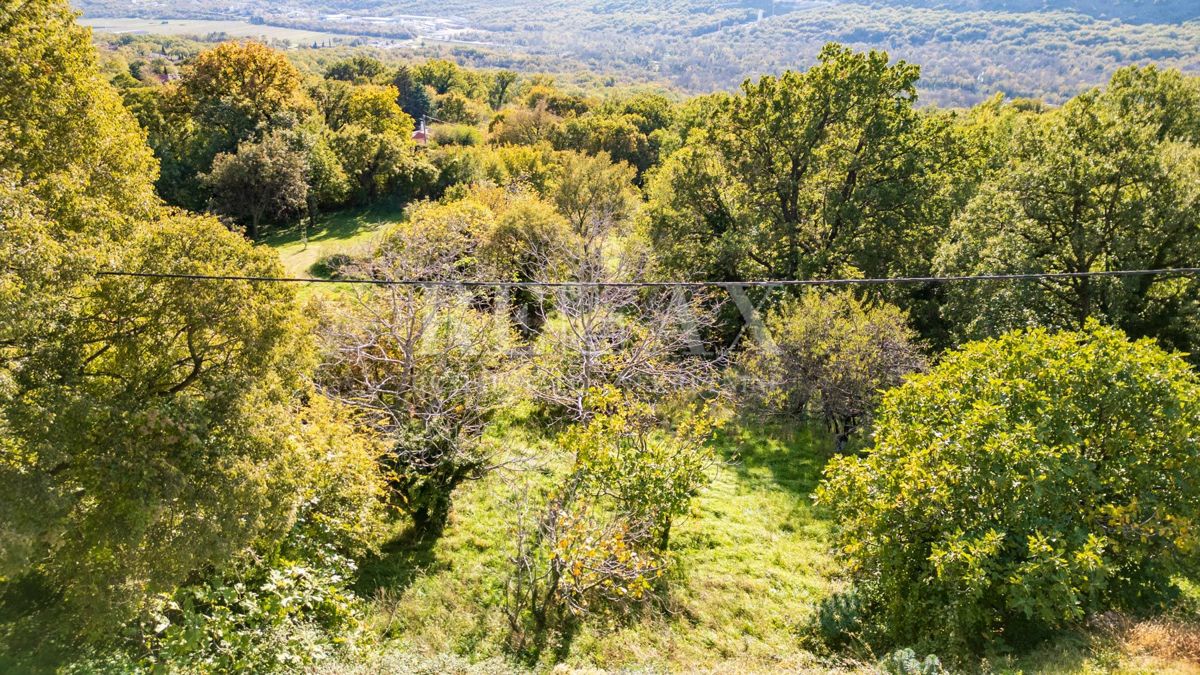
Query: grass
261,204,404,292
346,414,1200,674
5,407,1200,672
352,415,843,673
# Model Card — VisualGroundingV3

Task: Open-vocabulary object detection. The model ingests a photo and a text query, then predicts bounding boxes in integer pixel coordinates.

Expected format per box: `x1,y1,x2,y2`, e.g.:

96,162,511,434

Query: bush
817,323,1200,655
806,588,869,653
506,389,719,643
738,290,925,448
432,124,483,147
310,253,354,279
879,649,945,675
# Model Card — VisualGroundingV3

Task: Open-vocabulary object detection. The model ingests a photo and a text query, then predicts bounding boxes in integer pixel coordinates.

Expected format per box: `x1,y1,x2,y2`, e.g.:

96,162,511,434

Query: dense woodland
6,0,1200,672
75,0,1200,107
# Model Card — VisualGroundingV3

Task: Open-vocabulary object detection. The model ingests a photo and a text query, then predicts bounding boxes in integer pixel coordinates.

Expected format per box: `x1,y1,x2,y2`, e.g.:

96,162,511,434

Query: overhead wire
92,267,1200,289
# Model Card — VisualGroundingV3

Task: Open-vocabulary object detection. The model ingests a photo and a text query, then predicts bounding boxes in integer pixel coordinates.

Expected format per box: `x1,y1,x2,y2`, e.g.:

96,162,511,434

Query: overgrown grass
353,416,843,673
348,415,1200,673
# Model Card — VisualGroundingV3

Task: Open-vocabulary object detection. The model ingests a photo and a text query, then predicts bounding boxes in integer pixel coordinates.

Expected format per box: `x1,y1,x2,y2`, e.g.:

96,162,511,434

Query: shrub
310,253,354,279
738,290,925,448
506,389,719,643
817,323,1200,655
879,649,945,675
432,124,484,147
806,588,869,653
562,387,721,548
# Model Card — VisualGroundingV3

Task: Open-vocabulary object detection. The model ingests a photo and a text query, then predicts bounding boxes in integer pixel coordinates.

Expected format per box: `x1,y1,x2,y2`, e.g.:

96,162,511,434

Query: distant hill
873,1,1200,24
75,0,1200,106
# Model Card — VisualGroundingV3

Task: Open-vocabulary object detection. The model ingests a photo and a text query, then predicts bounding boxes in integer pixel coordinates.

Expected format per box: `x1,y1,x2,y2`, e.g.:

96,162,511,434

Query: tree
489,70,519,111
392,65,434,122
1,2,373,639
314,200,512,533
550,151,639,251
415,58,465,95
817,324,1200,654
346,84,414,135
435,91,481,125
293,124,351,220
178,41,311,154
0,0,159,222
528,232,717,421
203,130,310,238
489,103,563,146
1,202,329,633
143,40,312,210
646,45,952,283
331,122,420,203
325,55,386,83
936,67,1200,354
737,290,925,449
555,114,654,176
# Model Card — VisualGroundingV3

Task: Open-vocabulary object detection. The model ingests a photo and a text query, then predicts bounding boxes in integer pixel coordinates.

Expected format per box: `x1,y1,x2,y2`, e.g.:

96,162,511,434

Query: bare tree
315,239,518,535
526,233,722,420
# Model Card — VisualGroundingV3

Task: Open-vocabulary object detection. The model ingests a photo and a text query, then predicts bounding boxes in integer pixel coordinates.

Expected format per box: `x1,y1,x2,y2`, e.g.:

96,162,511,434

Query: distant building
412,117,429,144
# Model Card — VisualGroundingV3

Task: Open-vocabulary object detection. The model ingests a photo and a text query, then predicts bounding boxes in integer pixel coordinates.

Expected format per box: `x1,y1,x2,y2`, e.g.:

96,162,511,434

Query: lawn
263,204,404,280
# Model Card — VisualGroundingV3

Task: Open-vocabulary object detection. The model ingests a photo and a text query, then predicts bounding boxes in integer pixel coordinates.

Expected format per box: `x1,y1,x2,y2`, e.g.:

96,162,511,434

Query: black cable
93,267,1200,288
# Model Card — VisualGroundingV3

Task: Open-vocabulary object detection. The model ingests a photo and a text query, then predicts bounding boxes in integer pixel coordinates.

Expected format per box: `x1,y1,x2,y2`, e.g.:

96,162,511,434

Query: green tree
737,290,925,448
646,45,952,282
392,65,434,122
178,40,311,155
936,68,1200,353
0,2,377,639
488,69,519,111
324,55,386,83
818,324,1200,654
551,150,639,249
435,91,481,125
345,84,415,135
414,58,464,95
142,40,312,210
489,104,562,146
331,123,421,203
0,0,159,222
203,130,310,238
555,114,654,176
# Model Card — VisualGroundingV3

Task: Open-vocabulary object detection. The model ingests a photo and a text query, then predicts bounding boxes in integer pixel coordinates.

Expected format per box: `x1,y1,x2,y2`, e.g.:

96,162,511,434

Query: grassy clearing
262,204,404,295
348,414,1200,674
352,415,843,673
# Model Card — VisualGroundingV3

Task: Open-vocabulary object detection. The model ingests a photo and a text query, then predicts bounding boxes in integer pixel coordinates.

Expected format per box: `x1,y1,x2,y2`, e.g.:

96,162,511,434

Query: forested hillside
879,0,1200,23
75,0,1200,106
7,0,1200,672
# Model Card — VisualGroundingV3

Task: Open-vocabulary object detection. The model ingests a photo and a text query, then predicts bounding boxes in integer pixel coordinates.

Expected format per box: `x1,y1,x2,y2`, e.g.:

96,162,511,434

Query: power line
93,267,1200,289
